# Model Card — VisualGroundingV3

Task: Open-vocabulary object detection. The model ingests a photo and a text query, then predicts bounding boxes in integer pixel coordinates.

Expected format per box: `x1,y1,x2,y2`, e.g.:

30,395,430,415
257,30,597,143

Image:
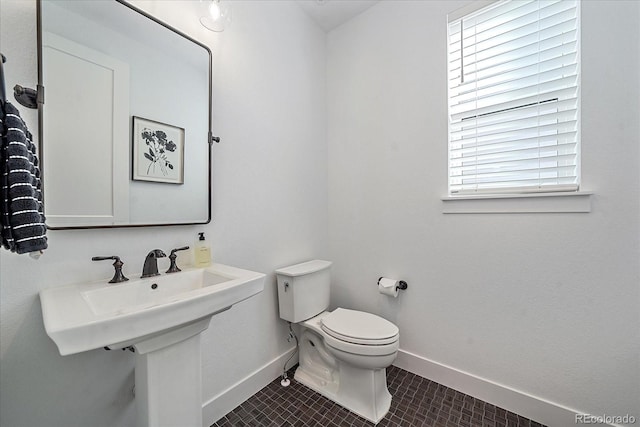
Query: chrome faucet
141,249,167,278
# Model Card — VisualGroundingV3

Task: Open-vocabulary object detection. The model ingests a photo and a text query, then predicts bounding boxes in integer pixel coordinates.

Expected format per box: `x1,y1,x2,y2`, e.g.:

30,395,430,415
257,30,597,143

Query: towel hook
0,53,42,109
13,84,38,109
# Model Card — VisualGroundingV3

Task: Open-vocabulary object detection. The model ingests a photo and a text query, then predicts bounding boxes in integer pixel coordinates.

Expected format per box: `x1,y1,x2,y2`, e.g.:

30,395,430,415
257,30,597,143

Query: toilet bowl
294,310,398,423
323,308,398,362
276,260,399,424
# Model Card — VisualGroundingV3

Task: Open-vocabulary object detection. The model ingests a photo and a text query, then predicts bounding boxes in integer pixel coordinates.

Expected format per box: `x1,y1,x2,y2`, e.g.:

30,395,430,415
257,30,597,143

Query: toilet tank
275,260,332,323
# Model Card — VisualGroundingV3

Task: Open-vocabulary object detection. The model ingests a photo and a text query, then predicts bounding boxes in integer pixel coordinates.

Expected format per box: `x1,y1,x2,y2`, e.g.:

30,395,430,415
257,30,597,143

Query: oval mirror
38,0,212,229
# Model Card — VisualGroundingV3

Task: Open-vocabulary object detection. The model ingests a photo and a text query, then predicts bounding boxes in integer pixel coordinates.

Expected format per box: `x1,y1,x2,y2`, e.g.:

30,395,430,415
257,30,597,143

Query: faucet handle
92,256,129,284
166,246,190,273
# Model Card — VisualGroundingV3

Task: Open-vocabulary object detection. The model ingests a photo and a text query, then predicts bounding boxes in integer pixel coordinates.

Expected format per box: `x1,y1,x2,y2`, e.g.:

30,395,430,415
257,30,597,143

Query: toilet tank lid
275,260,332,277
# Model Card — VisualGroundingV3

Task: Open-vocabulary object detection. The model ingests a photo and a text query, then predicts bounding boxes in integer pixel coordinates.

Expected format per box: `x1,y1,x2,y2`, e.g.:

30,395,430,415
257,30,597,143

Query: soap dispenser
194,232,211,267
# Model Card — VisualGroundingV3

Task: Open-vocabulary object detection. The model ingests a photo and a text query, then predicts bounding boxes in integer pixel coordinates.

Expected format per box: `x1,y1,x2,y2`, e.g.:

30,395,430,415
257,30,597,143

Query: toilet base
294,360,391,424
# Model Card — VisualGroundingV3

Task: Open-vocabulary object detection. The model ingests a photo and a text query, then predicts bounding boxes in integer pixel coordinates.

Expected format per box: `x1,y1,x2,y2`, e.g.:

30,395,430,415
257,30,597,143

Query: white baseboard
201,347,621,427
394,349,595,427
202,348,297,426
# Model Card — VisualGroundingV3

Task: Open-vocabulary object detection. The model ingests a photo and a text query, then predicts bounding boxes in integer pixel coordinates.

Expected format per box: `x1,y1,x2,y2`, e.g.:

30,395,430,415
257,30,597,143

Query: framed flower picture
132,116,185,184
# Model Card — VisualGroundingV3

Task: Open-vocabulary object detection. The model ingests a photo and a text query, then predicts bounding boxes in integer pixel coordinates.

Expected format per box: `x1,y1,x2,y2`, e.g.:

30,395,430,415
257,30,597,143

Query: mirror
37,0,212,229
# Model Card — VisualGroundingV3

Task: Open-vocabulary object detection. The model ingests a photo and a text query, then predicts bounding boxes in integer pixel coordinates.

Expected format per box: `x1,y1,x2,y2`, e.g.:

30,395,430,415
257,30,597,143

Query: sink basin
40,263,265,355
82,269,237,316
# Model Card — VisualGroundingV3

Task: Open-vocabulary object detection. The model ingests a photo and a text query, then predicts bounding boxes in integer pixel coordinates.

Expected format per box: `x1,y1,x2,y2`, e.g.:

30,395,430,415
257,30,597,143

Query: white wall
2,0,638,426
0,1,327,426
327,1,639,425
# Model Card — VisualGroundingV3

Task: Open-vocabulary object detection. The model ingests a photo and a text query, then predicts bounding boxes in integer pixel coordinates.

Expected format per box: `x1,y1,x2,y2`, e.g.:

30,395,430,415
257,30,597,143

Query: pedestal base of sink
134,317,213,427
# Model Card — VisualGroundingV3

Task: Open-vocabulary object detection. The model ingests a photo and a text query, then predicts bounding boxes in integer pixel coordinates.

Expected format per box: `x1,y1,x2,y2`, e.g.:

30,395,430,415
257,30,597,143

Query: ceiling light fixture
199,0,232,32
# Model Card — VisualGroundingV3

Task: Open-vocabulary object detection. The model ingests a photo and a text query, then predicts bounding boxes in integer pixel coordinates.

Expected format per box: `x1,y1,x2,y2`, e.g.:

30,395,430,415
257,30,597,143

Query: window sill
441,191,593,214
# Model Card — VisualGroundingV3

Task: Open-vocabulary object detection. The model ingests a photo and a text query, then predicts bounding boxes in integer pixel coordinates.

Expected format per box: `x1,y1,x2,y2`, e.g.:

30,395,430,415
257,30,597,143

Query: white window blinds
447,0,580,195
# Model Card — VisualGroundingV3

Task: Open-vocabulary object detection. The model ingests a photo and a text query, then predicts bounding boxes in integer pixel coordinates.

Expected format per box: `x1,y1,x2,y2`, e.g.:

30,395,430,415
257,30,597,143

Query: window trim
441,190,592,214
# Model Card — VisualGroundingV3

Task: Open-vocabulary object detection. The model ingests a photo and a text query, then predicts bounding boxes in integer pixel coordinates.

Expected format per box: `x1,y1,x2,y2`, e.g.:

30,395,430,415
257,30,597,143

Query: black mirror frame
36,0,212,230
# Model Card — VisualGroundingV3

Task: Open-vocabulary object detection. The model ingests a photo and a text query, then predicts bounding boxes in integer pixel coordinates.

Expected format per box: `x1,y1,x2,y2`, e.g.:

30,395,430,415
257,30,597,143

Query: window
447,0,580,195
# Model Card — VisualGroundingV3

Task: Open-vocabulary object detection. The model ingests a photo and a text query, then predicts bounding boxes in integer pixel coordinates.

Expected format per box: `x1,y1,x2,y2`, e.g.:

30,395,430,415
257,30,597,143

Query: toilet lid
321,308,399,345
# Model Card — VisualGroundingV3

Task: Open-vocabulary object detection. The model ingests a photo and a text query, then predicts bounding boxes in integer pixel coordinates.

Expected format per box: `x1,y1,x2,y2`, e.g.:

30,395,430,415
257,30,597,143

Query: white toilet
276,260,399,424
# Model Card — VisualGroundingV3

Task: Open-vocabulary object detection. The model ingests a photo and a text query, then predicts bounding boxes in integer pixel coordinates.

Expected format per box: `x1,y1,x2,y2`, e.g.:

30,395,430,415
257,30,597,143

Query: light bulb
208,1,221,21
200,0,231,32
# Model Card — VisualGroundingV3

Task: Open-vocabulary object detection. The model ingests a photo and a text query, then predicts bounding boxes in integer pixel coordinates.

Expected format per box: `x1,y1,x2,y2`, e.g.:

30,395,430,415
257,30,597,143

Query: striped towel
0,101,47,254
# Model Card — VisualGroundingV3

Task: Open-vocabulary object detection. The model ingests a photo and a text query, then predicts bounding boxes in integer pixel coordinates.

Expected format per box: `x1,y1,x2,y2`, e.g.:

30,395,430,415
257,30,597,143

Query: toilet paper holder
377,277,408,291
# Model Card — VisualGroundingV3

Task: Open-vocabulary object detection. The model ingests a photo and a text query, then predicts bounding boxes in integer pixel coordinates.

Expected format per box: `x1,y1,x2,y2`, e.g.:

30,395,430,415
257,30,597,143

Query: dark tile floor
211,365,546,426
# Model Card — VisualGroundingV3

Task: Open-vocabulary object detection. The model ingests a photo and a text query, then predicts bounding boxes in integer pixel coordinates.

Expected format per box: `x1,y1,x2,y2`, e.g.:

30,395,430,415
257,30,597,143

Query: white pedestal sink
39,263,265,427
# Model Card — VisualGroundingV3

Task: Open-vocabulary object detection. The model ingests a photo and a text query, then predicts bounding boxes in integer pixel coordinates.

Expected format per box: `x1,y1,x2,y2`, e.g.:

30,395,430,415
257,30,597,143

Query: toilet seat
323,333,399,356
320,308,399,356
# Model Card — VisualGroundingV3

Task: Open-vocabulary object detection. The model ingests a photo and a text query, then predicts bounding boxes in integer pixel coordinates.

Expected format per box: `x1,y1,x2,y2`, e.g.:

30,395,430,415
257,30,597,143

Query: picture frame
132,116,185,184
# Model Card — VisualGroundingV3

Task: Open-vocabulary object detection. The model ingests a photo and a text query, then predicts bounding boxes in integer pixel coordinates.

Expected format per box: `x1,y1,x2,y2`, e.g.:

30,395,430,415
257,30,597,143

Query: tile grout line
211,365,547,427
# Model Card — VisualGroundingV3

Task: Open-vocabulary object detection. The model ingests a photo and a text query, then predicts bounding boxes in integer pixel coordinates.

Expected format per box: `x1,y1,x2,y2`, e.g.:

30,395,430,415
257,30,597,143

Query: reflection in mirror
38,0,212,229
